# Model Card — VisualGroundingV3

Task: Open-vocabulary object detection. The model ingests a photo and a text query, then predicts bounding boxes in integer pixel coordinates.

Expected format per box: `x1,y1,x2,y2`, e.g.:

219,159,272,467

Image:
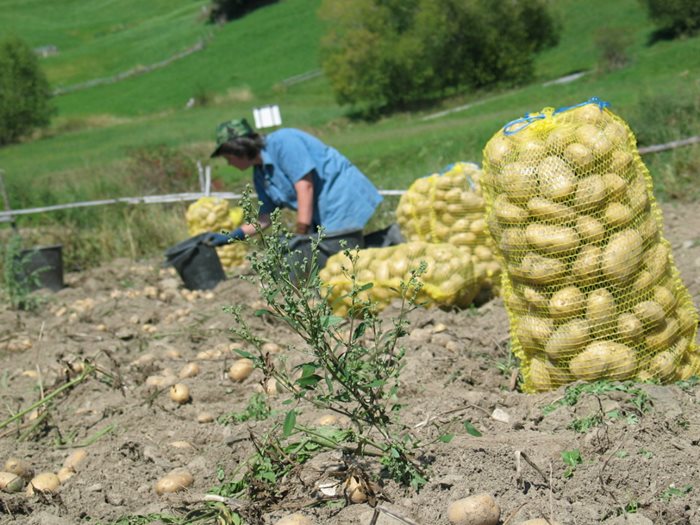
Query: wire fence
1,135,698,224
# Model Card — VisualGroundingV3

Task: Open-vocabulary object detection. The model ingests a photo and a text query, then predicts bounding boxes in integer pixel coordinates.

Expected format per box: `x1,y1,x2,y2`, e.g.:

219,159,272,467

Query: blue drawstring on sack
502,96,611,136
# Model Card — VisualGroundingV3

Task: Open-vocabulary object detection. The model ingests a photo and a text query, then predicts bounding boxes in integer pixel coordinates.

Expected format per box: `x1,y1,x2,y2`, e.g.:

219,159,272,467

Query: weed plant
210,189,431,519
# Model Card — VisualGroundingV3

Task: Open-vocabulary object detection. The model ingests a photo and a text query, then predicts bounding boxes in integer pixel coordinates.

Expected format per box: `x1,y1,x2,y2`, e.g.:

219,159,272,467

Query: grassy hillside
0,0,699,267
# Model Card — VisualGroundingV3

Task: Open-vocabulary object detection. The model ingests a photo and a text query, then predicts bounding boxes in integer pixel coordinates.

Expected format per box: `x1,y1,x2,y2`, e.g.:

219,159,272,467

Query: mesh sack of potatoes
185,197,247,269
481,97,699,392
395,161,501,294
319,241,479,317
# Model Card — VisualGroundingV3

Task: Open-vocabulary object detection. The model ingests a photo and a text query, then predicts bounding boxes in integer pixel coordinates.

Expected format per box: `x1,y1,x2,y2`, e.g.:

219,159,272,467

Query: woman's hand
294,172,314,234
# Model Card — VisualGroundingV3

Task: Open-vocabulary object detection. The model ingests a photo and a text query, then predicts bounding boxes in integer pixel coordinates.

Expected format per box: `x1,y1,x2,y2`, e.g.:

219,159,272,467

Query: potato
549,286,585,319
575,175,607,211
638,213,660,243
155,469,194,495
494,195,528,224
627,175,650,215
633,300,666,328
499,228,528,257
576,215,605,244
516,316,553,353
447,493,500,525
602,172,627,200
586,288,617,335
576,124,613,157
633,270,654,293
647,349,679,382
545,319,590,360
228,358,254,382
653,285,677,313
604,202,633,228
169,383,191,404
563,143,594,169
571,245,602,284
275,514,313,525
525,224,580,255
0,472,24,493
517,139,547,162
676,303,698,334
644,243,670,282
179,362,201,379
3,458,33,480
502,162,537,202
529,357,552,391
537,156,576,201
605,121,628,147
571,103,605,124
521,286,548,311
517,253,566,285
26,472,60,495
63,450,87,472
601,229,643,284
617,312,643,344
609,150,633,174
526,197,575,223
57,467,75,484
545,124,577,152
569,341,636,381
645,318,679,353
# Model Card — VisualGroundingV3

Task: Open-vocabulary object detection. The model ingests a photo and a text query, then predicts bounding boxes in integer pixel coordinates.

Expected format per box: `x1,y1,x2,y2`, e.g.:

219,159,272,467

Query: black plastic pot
164,233,226,290
17,244,64,292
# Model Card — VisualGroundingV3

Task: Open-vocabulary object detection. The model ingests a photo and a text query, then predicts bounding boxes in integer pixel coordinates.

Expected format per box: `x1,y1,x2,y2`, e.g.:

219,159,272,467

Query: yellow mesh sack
395,162,501,293
185,197,247,269
319,242,478,317
481,97,699,392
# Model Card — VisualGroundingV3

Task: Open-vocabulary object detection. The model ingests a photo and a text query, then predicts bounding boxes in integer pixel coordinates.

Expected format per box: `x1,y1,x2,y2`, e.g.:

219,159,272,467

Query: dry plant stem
414,404,491,428
598,441,624,509
502,503,527,525
515,450,550,486
0,365,94,430
377,505,422,525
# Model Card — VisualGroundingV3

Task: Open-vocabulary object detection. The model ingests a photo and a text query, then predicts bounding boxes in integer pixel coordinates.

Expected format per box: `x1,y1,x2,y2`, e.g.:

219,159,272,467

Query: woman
205,118,382,245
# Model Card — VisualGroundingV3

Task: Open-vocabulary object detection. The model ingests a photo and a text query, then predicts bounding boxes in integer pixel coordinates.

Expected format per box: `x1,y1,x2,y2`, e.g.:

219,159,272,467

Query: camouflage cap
211,118,255,157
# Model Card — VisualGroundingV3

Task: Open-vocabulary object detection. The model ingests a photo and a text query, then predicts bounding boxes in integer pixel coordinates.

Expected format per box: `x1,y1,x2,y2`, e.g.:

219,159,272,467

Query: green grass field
1,0,699,268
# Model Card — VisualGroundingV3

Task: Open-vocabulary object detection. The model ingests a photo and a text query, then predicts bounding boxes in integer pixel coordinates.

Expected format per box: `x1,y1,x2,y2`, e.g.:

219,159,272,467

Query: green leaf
283,409,297,437
366,379,386,388
561,449,582,467
235,349,254,359
353,321,367,339
296,374,322,389
321,315,345,328
438,433,454,443
357,282,374,292
463,420,482,437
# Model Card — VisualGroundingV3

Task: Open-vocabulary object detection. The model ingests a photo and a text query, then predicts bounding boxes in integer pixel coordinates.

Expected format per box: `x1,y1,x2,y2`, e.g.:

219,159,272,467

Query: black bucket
164,233,226,290
17,244,64,292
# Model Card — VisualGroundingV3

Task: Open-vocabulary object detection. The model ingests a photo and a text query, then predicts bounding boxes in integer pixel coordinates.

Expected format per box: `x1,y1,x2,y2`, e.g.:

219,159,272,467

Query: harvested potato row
395,162,501,294
185,197,247,269
319,242,478,316
482,98,699,392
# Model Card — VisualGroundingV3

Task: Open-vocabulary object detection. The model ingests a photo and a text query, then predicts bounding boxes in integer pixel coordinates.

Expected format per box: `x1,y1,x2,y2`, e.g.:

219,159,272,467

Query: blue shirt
252,128,382,232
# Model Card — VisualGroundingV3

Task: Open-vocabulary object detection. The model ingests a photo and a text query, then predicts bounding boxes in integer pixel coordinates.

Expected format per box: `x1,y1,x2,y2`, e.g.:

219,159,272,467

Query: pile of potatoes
395,162,501,293
319,241,478,316
185,197,247,269
482,99,699,392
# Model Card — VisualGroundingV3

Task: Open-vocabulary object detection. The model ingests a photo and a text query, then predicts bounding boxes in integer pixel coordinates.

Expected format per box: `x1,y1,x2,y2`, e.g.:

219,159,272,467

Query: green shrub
319,0,560,115
594,27,633,72
0,36,54,146
640,0,700,37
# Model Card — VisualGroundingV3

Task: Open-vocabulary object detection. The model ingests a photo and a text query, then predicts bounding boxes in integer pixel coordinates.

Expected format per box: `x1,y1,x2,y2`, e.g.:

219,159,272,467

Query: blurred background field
0,0,699,269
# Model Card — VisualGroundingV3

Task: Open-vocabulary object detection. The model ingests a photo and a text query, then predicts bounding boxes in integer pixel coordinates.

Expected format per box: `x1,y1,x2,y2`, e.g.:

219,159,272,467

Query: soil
2,201,700,525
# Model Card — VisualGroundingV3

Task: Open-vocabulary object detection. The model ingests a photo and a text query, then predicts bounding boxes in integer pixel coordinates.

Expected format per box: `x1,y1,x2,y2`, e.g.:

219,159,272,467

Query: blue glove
204,228,245,247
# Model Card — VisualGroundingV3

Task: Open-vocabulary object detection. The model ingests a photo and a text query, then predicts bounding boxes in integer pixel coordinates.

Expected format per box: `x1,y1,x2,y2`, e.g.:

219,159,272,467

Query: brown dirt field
1,202,700,525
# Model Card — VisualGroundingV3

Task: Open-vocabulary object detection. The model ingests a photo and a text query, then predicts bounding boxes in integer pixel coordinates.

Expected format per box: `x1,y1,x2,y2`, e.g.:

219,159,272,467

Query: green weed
217,392,272,424
660,484,692,502
561,449,582,479
1,234,45,311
